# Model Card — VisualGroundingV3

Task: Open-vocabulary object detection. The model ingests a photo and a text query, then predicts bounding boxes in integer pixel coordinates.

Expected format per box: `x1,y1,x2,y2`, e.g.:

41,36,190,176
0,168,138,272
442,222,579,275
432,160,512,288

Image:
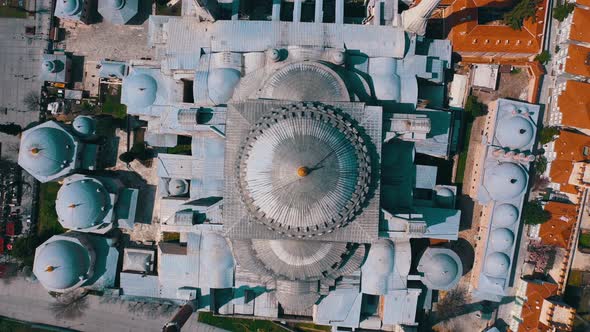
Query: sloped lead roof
236,103,371,237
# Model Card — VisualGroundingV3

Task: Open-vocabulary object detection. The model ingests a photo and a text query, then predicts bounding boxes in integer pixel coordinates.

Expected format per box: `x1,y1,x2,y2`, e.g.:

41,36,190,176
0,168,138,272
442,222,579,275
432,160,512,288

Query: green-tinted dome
123,73,158,108
61,0,81,15
20,127,75,177
72,116,96,136
56,178,111,230
109,0,125,9
33,240,91,290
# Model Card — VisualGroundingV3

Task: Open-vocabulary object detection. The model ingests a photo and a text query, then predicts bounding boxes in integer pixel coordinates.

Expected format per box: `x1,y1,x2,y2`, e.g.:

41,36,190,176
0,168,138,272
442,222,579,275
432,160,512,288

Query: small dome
167,179,188,196
493,204,519,227
108,0,125,9
484,252,511,277
123,73,157,108
34,240,91,290
490,228,515,251
435,187,455,207
483,163,527,201
72,116,96,136
495,115,534,150
56,178,111,230
61,0,81,15
419,251,462,290
20,126,75,178
207,68,241,105
42,60,55,73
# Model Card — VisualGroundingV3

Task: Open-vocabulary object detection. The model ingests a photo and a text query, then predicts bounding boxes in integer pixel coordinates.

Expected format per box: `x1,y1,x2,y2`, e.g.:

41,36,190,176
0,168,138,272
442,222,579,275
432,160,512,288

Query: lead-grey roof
56,176,112,230
482,162,528,202
417,247,462,291
33,239,91,291
41,54,68,83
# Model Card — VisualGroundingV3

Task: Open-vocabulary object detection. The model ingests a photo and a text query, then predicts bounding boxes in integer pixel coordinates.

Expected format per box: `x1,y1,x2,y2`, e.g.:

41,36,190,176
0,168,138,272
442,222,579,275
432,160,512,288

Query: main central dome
236,103,371,237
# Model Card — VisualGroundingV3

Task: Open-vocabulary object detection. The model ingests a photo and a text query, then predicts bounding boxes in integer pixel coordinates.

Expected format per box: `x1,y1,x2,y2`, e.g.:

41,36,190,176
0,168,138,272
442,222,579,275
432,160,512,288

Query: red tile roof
563,44,590,78
569,8,590,44
444,0,547,58
549,131,590,194
519,281,559,332
557,80,590,130
539,202,578,249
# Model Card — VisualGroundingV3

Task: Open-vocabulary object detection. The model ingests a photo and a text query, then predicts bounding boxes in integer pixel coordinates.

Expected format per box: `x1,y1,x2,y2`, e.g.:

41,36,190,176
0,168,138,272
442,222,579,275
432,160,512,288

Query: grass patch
198,311,288,332
162,232,180,242
579,233,590,250
568,270,583,287
38,182,64,236
0,7,28,18
102,93,127,119
167,144,192,155
292,322,332,332
455,121,473,184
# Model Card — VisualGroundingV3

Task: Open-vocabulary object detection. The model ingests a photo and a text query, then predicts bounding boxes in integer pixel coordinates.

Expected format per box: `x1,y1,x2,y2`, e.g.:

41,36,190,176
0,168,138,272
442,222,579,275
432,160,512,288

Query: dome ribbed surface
275,279,320,311
236,103,371,237
56,178,111,230
251,239,348,280
260,62,349,102
20,127,75,177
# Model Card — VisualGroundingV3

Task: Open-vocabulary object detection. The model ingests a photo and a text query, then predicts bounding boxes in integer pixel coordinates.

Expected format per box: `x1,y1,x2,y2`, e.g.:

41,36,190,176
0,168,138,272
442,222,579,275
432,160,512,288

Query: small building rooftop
539,202,578,249
556,80,590,131
569,7,590,44
563,44,590,78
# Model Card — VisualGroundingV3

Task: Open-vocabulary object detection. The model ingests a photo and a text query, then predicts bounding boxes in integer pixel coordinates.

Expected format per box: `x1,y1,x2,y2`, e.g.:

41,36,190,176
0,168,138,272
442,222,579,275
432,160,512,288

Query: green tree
119,151,135,163
504,0,539,30
535,156,547,174
523,201,551,225
539,126,559,144
553,3,574,22
535,50,552,65
465,95,486,120
0,123,22,136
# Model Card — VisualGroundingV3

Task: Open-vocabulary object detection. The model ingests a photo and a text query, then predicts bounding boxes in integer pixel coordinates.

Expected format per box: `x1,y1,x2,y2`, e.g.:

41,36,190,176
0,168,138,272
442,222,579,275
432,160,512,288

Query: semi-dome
418,249,462,291
495,115,535,150
20,126,75,178
492,204,519,227
260,62,350,101
275,279,320,311
490,228,515,251
33,240,91,290
56,178,111,230
72,116,96,136
484,252,511,277
108,0,125,9
483,162,527,201
207,68,241,105
237,103,371,238
167,179,188,196
61,0,81,15
123,73,157,108
42,60,56,73
435,187,455,207
251,239,348,280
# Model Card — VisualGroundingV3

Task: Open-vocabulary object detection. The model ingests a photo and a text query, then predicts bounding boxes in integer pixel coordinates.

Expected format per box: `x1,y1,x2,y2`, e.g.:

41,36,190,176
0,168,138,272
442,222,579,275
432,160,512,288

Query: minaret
401,0,442,35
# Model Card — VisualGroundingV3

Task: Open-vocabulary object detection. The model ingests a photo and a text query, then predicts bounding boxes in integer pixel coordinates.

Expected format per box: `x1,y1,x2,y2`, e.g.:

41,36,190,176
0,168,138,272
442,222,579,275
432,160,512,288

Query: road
0,278,225,332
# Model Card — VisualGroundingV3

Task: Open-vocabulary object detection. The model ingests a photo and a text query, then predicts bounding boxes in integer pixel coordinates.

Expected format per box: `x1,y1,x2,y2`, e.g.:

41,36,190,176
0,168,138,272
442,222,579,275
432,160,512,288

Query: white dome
364,240,395,275
19,126,75,178
484,252,511,277
167,179,188,196
72,116,96,136
207,68,241,105
237,103,371,237
418,250,462,290
61,0,81,15
33,239,91,290
490,228,515,251
123,73,157,108
495,115,534,150
483,163,527,201
493,204,519,227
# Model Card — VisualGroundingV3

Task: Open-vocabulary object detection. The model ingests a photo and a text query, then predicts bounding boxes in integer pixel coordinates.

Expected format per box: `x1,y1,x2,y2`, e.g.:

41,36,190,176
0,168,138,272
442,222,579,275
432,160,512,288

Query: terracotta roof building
557,6,590,46
548,80,590,133
539,202,578,249
519,281,559,332
554,43,590,80
442,0,547,62
548,130,590,195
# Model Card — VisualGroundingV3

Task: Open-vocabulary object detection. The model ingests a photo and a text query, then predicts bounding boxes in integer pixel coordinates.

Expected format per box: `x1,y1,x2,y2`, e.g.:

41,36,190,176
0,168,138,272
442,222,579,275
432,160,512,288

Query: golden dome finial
31,147,40,155
45,265,55,272
297,166,310,177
